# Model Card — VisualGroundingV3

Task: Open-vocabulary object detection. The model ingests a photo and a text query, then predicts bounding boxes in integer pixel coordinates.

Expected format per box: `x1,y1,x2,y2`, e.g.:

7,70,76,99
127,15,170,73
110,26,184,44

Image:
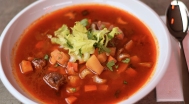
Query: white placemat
156,16,184,102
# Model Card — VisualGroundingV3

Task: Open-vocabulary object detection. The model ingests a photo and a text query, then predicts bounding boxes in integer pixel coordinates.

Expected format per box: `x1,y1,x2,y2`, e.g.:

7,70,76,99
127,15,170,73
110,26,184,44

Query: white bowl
0,0,171,104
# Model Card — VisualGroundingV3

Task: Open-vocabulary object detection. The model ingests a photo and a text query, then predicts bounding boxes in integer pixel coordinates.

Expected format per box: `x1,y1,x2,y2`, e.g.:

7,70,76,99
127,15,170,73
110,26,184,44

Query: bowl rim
0,0,172,104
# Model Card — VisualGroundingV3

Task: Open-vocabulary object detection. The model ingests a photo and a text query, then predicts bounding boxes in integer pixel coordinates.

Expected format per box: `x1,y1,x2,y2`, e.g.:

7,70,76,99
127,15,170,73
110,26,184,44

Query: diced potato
50,49,69,65
20,60,33,74
86,55,104,75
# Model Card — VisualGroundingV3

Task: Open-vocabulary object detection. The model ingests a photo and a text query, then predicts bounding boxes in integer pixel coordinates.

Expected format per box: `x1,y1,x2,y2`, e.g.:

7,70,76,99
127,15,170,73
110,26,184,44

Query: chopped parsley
115,65,119,69
123,80,127,84
44,54,49,60
106,60,115,71
122,58,130,63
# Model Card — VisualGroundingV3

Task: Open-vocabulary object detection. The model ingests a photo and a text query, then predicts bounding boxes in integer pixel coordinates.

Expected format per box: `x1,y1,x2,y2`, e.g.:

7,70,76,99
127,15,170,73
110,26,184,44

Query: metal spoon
166,0,189,103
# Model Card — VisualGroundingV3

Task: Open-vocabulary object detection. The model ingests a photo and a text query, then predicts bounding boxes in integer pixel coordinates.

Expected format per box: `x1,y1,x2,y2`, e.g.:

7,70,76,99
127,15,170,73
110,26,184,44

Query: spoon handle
179,41,189,103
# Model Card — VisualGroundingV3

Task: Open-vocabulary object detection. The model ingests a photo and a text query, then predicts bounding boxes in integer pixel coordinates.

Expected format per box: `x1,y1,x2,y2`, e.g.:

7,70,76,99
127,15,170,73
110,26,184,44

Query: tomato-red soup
12,4,157,104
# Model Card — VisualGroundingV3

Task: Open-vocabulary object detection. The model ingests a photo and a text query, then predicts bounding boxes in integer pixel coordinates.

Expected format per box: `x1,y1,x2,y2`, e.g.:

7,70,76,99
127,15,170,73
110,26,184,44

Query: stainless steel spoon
166,0,189,103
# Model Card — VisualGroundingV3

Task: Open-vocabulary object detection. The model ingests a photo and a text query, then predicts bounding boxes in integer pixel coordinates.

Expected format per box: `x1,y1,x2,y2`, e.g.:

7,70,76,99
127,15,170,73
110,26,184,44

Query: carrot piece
20,60,33,74
108,56,117,63
66,67,76,75
130,55,140,63
97,52,107,63
124,40,134,50
116,63,129,74
50,49,69,65
98,84,109,91
109,47,116,56
86,55,104,75
35,41,45,49
67,62,78,72
84,85,97,92
125,67,137,77
65,96,77,104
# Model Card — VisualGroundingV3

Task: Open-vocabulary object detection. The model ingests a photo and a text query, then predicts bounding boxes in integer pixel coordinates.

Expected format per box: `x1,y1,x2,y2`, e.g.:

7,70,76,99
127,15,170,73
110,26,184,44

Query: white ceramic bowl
0,0,171,104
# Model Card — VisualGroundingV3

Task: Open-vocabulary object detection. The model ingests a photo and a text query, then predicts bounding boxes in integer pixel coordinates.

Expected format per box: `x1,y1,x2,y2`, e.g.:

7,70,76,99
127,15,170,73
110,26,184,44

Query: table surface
1,0,189,104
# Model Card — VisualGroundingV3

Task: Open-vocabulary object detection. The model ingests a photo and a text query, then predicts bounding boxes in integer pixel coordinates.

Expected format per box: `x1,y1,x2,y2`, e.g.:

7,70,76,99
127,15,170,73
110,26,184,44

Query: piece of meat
32,59,46,70
43,72,67,90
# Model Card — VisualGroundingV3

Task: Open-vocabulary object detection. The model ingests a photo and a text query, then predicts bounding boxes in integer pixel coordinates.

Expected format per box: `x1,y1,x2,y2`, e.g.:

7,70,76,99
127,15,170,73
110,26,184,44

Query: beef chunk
32,59,46,70
43,72,67,90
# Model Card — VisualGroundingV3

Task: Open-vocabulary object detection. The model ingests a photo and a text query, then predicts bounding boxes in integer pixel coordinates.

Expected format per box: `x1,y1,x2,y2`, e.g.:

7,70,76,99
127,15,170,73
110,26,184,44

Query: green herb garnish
44,54,49,60
106,60,115,71
80,18,89,27
122,58,130,63
123,80,127,84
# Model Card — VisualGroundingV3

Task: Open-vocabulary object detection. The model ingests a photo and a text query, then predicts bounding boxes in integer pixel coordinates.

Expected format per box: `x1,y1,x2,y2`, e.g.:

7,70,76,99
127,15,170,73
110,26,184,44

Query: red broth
12,4,157,104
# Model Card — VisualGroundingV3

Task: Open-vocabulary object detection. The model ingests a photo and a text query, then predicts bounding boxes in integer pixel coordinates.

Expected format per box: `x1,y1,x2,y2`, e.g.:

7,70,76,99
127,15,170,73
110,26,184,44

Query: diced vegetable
49,57,56,65
92,75,107,84
122,58,130,64
98,84,109,91
20,60,33,74
108,56,117,63
67,62,78,72
109,47,116,56
116,63,129,74
97,52,107,63
27,57,34,61
84,85,97,92
68,76,81,87
79,68,92,79
35,41,45,49
86,55,104,75
139,62,153,68
106,60,115,71
117,17,128,24
66,67,77,75
65,96,77,104
50,49,69,65
130,55,140,65
125,67,137,77
64,12,75,19
124,40,133,50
